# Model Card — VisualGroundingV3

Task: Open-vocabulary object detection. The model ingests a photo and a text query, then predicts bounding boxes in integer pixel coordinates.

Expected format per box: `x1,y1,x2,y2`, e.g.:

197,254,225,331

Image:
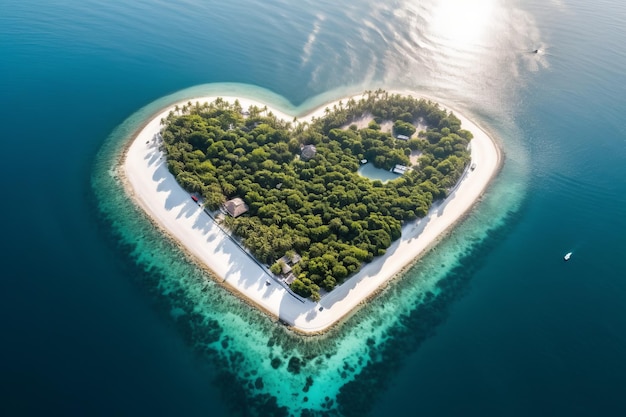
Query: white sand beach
121,93,501,334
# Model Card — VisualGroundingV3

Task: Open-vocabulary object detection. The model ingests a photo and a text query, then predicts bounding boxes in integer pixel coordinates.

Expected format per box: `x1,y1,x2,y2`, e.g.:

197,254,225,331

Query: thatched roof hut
223,197,249,218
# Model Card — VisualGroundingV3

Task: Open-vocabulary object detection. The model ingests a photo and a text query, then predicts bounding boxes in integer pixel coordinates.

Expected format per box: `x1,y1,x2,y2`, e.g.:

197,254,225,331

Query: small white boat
564,252,572,261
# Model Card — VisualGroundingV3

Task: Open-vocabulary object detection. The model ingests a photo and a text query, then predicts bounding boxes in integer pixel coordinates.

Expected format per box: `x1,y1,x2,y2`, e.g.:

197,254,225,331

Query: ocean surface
2,0,626,416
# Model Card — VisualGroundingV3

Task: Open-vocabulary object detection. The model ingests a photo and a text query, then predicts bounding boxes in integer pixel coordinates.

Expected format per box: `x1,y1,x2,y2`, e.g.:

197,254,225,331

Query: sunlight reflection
429,0,496,47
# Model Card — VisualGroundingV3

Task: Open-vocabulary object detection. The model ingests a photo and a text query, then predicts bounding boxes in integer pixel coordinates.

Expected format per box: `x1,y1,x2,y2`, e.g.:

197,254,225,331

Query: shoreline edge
117,90,503,335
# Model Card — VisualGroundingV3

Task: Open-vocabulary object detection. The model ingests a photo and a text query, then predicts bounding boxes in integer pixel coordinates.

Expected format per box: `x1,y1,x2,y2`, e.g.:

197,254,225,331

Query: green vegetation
393,120,416,137
160,90,472,300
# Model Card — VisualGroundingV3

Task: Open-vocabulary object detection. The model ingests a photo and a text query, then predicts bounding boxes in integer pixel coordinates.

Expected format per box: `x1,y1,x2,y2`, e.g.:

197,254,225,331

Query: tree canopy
160,91,472,300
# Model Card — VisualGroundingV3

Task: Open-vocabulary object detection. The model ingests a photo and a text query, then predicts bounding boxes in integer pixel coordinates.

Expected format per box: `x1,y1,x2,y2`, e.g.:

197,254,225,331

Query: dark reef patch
336,208,522,416
92,93,518,417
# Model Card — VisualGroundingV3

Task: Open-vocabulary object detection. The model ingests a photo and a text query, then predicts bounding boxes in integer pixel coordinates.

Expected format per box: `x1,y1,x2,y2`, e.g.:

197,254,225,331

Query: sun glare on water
429,0,496,47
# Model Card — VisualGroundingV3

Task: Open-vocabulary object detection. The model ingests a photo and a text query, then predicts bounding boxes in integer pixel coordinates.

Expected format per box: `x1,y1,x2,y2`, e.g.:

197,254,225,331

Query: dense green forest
160,90,472,300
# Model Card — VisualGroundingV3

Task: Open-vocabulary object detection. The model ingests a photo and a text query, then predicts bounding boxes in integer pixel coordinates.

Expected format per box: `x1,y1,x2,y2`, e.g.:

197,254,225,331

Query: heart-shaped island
121,89,500,333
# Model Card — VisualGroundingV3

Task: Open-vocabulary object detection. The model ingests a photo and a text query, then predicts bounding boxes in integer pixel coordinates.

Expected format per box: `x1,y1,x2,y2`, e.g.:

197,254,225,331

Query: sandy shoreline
120,92,502,334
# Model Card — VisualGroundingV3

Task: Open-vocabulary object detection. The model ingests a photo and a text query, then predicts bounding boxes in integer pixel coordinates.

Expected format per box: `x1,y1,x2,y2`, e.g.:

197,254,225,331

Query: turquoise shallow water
2,0,626,416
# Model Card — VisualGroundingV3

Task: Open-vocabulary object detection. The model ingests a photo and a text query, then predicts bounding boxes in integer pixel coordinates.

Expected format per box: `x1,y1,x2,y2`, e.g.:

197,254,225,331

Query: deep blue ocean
2,0,626,416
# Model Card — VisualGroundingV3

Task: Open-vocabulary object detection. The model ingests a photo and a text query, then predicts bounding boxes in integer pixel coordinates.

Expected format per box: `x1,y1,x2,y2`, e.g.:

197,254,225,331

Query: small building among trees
392,164,410,175
223,197,249,218
300,144,317,160
270,252,302,284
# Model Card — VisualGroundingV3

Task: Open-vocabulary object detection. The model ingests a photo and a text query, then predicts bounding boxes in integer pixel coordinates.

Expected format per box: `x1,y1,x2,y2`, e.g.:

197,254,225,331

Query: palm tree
233,99,242,114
